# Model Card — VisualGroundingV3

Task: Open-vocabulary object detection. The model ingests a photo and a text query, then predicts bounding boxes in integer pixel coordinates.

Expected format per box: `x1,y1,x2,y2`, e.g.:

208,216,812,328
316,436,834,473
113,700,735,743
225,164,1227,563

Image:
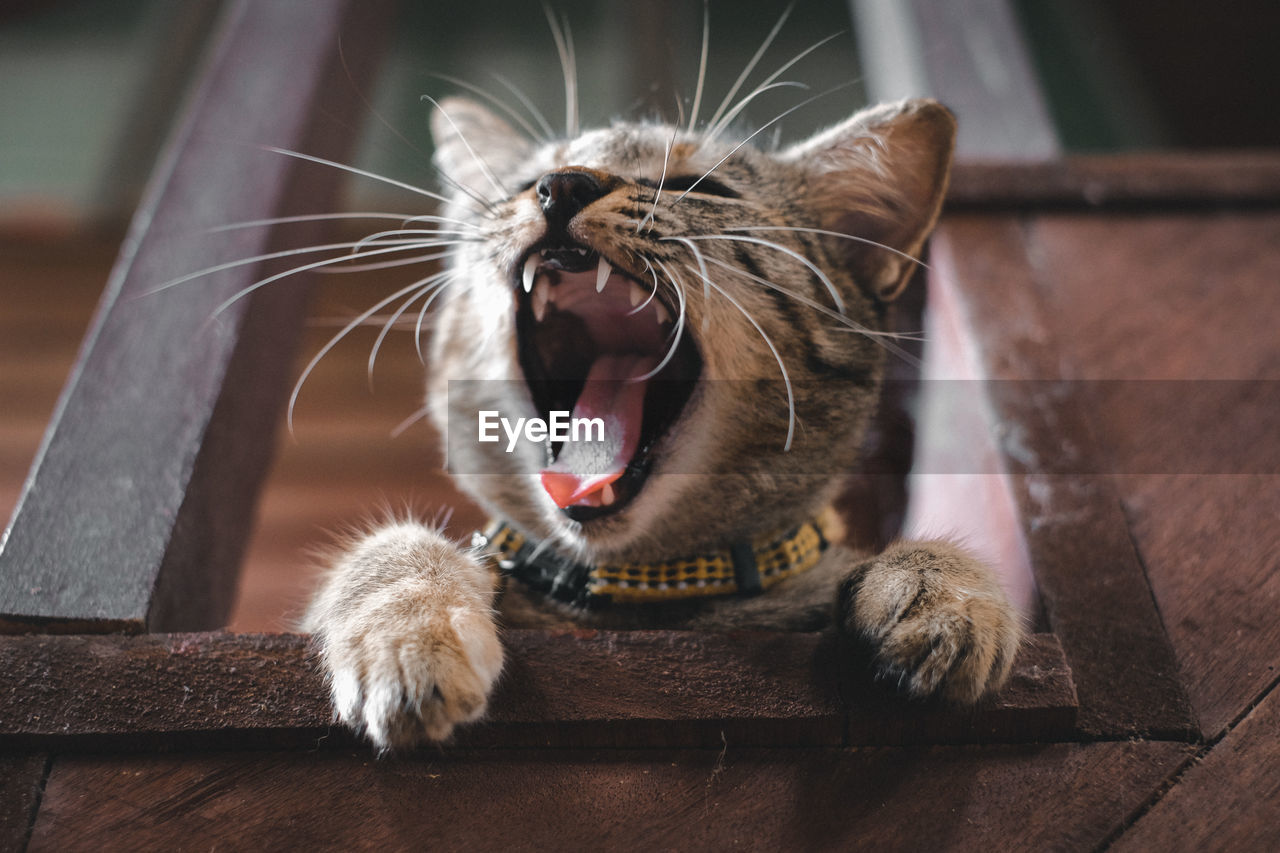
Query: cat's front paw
321,599,502,750
837,540,1021,703
305,523,504,750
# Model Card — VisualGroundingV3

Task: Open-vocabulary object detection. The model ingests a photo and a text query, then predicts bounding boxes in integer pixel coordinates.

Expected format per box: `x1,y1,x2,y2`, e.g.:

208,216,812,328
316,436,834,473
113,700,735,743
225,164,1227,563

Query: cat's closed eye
636,175,740,197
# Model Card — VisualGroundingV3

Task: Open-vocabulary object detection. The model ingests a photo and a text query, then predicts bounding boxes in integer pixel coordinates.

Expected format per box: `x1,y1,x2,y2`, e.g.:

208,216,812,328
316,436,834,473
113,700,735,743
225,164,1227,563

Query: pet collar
473,508,837,608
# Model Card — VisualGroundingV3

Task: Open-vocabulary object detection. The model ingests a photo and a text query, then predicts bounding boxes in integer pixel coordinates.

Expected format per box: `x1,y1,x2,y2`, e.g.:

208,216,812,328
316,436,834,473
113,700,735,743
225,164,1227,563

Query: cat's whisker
340,39,502,218
143,238,439,297
207,211,481,234
543,7,579,138
338,39,441,168
832,327,926,343
728,225,931,272
705,2,793,133
307,314,430,329
400,213,487,232
490,73,557,142
705,31,844,143
209,241,456,319
684,263,796,451
413,270,459,363
654,259,689,332
421,95,509,201
636,129,677,234
670,84,855,206
666,236,714,331
703,81,809,144
698,255,853,332
313,250,451,275
627,258,661,315
632,257,688,382
663,232,845,314
430,73,548,144
368,269,454,382
698,255,922,366
350,230,477,257
390,403,432,439
695,249,923,368
289,274,451,433
258,145,492,216
687,0,710,132
431,165,503,216
563,18,580,138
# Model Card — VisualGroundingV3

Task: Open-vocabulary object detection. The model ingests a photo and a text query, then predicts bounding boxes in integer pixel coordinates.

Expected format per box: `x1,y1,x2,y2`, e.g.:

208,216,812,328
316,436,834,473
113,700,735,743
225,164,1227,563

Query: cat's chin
512,239,702,523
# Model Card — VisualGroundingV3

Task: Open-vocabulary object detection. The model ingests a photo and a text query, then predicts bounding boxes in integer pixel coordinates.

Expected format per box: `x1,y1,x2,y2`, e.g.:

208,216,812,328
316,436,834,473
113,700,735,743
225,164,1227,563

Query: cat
302,79,1022,750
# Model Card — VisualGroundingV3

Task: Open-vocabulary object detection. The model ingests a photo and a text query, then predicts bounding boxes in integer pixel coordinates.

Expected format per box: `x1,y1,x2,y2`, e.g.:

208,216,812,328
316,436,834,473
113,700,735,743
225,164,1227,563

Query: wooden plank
1024,213,1280,736
0,0,389,633
948,153,1280,209
0,754,47,853
28,741,1187,850
0,239,111,528
929,218,1198,739
0,631,1074,750
1113,685,1280,851
852,0,1060,160
478,630,846,748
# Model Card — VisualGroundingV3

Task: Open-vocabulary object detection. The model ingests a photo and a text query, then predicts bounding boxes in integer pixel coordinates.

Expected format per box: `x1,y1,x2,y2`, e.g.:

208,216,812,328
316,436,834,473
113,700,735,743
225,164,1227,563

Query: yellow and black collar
473,509,837,608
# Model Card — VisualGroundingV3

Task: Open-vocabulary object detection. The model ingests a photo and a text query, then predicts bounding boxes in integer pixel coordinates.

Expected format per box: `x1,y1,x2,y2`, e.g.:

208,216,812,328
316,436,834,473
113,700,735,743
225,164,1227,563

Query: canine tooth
532,280,551,321
655,302,671,325
600,482,616,505
629,281,645,307
595,257,612,292
522,255,539,293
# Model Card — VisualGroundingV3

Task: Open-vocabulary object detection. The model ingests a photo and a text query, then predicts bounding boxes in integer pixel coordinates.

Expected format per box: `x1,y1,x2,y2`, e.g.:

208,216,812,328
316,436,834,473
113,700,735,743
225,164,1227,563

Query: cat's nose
536,170,605,232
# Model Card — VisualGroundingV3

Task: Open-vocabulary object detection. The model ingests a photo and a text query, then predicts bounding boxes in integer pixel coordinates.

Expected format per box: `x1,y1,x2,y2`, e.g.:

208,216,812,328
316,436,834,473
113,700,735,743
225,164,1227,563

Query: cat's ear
430,97,532,198
782,98,955,301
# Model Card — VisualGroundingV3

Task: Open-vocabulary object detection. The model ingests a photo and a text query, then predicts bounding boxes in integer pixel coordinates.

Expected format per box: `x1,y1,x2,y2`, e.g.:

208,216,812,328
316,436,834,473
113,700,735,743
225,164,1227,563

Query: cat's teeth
629,281,645,308
600,482,616,506
655,302,671,325
522,255,539,293
595,257,612,293
532,279,551,322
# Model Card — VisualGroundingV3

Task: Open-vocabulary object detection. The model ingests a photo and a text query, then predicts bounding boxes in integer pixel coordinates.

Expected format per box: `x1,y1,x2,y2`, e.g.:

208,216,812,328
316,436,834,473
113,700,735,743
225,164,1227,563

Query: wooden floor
3,188,1280,848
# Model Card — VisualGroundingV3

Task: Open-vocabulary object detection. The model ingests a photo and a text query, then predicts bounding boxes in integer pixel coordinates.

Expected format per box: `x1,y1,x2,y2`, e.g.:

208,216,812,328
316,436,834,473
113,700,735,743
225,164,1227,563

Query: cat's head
426,98,954,561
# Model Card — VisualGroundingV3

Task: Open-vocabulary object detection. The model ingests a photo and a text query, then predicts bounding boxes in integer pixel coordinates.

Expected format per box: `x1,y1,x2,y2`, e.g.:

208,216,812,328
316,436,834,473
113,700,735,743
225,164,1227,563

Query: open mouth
514,240,701,521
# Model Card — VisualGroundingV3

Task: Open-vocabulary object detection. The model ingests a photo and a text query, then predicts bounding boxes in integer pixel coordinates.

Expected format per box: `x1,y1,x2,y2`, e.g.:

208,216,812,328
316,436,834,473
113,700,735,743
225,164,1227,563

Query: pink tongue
540,353,657,508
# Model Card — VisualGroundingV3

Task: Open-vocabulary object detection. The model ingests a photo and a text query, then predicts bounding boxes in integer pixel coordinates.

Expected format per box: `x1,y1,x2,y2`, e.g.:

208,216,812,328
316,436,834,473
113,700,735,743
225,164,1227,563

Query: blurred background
4,0,1277,233
2,0,1277,629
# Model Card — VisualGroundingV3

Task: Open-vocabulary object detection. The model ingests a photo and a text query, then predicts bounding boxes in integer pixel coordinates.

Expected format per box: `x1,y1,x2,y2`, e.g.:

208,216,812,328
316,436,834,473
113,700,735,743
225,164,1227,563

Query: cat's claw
839,540,1022,704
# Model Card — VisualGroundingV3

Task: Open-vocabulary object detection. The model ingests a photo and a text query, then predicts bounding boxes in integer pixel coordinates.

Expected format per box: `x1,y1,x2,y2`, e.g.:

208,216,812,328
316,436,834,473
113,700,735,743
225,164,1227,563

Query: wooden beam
0,631,1075,751
0,0,390,633
948,153,1280,209
851,0,1060,160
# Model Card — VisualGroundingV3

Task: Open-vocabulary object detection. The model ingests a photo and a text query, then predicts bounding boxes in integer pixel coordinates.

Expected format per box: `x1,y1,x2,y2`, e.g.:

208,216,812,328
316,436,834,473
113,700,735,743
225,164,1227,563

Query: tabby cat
303,82,1021,749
